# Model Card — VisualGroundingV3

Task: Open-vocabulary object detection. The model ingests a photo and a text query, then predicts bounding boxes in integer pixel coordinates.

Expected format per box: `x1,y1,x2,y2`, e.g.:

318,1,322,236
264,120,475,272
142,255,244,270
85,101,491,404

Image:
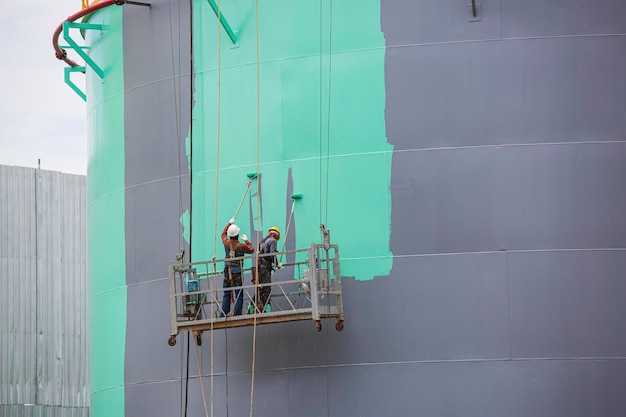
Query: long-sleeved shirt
259,235,278,268
221,223,254,274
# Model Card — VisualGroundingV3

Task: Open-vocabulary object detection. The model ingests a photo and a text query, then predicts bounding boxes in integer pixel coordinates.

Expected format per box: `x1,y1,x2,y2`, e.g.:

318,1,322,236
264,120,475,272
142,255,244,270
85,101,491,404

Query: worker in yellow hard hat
250,226,282,313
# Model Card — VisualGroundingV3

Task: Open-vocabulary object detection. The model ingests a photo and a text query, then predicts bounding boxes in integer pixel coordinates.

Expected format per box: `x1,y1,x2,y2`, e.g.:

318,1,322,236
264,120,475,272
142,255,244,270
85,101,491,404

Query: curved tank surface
81,1,626,416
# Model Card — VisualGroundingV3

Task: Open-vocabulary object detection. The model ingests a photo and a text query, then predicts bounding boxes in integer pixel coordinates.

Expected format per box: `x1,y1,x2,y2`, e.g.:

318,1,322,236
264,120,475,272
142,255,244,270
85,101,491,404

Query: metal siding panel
125,177,188,286
124,279,182,384
502,0,626,37
286,368,329,417
1,166,88,415
1,166,37,406
509,250,626,358
382,0,502,45
125,380,204,417
328,359,626,417
331,254,511,364
391,147,504,254
384,36,626,151
499,143,626,250
390,143,626,255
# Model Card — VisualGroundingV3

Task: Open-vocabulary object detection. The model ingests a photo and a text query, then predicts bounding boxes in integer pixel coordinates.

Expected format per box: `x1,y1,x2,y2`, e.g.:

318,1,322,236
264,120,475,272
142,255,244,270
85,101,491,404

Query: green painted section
180,210,191,243
85,7,126,417
190,0,392,280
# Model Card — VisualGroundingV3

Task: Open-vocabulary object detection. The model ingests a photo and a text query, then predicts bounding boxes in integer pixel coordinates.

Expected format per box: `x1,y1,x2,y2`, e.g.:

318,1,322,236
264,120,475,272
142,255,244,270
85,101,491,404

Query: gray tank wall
120,1,626,416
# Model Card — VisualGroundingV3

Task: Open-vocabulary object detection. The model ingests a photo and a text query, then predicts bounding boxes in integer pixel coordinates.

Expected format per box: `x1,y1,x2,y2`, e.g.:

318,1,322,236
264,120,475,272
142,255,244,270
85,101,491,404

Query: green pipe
63,22,105,78
206,0,238,44
65,66,87,101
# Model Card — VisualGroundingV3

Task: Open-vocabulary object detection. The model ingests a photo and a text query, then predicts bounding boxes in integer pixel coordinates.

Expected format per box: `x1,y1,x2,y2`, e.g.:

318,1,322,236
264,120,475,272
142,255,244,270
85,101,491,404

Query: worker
220,219,254,317
251,226,282,313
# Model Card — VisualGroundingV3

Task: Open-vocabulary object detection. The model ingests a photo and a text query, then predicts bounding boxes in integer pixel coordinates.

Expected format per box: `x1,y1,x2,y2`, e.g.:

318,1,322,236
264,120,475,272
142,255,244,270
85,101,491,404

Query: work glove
277,262,283,269
229,218,235,224
241,234,248,241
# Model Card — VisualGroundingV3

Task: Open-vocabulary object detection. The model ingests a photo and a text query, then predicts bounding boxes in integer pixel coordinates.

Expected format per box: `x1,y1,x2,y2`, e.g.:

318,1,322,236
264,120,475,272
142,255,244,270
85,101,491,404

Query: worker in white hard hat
249,226,282,314
219,218,254,317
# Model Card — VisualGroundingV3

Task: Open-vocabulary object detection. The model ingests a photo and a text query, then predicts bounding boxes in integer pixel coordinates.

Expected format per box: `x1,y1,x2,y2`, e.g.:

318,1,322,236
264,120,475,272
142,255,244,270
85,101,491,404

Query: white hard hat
227,224,240,237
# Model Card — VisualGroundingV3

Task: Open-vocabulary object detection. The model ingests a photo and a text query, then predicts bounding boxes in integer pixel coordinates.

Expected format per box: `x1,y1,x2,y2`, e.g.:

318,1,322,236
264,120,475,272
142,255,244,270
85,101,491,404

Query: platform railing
167,240,344,346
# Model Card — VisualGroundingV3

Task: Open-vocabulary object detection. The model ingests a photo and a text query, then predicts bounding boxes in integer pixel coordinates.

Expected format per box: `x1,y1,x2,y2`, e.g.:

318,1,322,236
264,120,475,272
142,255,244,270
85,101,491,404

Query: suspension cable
195,340,210,417
249,0,261,416
212,0,223,416
325,0,333,226
168,1,186,415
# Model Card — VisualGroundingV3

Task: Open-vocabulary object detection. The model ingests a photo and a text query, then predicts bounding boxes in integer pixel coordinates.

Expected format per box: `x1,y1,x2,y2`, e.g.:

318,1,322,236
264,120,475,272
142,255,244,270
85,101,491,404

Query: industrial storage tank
55,0,626,416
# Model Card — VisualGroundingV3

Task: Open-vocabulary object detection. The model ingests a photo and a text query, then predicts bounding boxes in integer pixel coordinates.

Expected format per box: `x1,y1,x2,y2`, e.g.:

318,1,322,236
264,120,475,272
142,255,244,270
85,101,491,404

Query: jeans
221,274,243,316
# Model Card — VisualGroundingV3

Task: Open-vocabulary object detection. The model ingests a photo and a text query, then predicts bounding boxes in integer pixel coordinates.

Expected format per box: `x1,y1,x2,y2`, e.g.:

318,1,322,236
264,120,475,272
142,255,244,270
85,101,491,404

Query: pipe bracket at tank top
63,22,106,79
65,66,87,101
206,0,238,44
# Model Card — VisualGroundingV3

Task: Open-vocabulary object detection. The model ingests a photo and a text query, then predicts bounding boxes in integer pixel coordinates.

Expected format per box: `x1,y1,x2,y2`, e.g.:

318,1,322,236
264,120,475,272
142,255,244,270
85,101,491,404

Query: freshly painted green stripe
86,7,126,417
190,0,392,281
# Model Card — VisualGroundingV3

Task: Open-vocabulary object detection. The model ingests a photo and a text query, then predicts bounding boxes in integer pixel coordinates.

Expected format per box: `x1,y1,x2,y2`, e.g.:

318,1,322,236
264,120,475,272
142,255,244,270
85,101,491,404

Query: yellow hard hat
268,226,281,239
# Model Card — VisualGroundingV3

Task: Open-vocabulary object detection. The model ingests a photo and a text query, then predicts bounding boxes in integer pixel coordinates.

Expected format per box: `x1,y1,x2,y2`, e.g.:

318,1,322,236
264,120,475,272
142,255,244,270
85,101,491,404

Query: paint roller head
246,172,258,179
291,193,303,200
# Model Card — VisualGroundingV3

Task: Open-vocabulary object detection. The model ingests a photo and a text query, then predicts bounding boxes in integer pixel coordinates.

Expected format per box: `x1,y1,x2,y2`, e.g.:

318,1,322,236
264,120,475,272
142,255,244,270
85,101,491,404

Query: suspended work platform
167,226,344,346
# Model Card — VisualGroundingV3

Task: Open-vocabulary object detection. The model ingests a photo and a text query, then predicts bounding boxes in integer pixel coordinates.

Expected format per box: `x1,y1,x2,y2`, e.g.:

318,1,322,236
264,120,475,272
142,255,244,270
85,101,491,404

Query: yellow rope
210,0,223,416
249,1,261,416
195,340,210,417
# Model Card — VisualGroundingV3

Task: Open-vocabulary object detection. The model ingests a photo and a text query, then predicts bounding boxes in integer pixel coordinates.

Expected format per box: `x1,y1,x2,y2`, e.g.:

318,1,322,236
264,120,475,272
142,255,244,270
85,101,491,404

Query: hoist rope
327,6,333,417
208,0,223,417
167,0,184,254
168,1,185,415
325,0,333,227
249,1,261,416
318,3,333,417
211,0,224,417
183,332,191,417
195,340,210,417
185,0,196,413
318,0,323,230
188,0,195,266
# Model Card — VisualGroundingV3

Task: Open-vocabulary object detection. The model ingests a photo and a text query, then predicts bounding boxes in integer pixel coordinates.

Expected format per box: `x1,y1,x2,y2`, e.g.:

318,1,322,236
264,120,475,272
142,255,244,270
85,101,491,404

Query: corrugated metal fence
0,165,88,417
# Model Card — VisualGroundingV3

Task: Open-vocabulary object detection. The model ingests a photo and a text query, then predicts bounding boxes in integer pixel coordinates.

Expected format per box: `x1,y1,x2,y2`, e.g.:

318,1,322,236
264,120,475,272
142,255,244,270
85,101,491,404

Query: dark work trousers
255,266,272,312
221,274,243,316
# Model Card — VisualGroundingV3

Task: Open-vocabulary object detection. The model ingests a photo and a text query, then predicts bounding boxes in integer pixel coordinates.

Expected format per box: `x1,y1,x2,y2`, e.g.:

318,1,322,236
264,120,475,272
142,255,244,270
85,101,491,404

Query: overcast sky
0,1,88,175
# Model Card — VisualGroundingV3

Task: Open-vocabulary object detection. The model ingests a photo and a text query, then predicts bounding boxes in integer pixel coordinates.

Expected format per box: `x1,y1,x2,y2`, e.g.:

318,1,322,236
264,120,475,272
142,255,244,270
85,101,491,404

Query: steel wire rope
195,338,210,417
317,3,333,417
318,0,323,230
325,0,333,227
210,0,224,416
183,0,195,415
325,5,333,417
249,1,262,416
167,1,186,415
167,0,184,288
184,332,191,417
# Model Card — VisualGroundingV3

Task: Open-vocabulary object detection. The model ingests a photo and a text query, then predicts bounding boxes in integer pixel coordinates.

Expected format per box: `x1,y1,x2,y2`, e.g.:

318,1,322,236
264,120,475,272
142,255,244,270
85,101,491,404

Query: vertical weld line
499,0,503,40
505,251,513,360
